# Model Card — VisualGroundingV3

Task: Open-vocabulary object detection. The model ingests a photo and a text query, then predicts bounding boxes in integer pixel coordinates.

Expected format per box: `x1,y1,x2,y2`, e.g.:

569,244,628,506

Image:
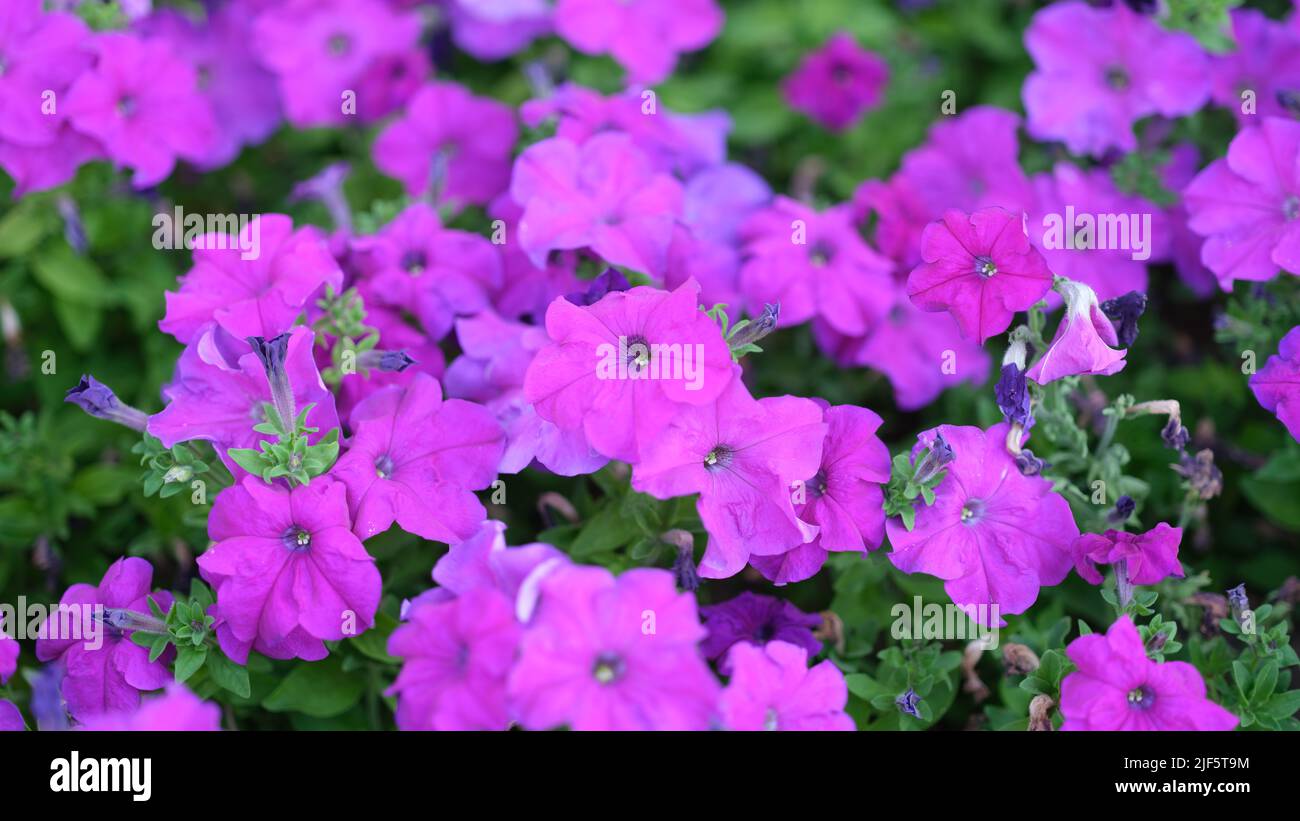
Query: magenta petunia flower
633,378,826,579
351,203,502,341
387,586,522,731
199,476,381,663
907,207,1054,343
1183,117,1300,287
0,700,21,731
1250,325,1300,442
1061,616,1237,731
1210,10,1300,123
510,133,683,276
886,423,1077,625
432,520,569,615
78,683,221,731
781,32,888,131
523,280,735,464
63,32,216,188
161,214,343,345
700,592,822,671
750,404,891,585
252,0,427,126
1026,279,1126,384
1072,522,1184,586
35,558,174,721
1,617,19,684
553,0,723,84
330,372,503,544
739,197,894,336
444,0,553,61
508,565,719,730
373,81,517,205
149,326,340,472
486,195,584,323
718,641,854,731
1023,0,1210,156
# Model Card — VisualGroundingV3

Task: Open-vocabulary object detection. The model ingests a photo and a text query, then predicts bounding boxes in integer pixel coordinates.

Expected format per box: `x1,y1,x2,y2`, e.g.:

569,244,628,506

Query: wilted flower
1072,522,1184,586
1026,279,1127,384
65,375,149,431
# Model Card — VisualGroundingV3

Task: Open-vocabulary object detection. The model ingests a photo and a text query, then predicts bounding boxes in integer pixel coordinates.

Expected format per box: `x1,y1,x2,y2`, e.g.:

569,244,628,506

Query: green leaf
174,646,207,684
205,650,251,699
262,656,365,718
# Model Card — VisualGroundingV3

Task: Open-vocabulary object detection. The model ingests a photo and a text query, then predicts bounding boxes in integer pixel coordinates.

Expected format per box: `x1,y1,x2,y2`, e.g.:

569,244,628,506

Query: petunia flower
523,280,735,464
0,615,18,684
632,377,826,579
781,32,888,131
431,520,570,619
1022,0,1210,156
331,304,446,422
443,0,553,61
717,641,855,731
1250,325,1300,442
65,375,149,431
199,476,381,663
1183,117,1300,287
508,565,719,731
1210,9,1300,123
886,423,1077,625
35,557,174,721
699,592,822,672
750,404,891,585
161,214,343,345
330,372,503,544
1060,616,1238,731
485,195,584,323
0,701,21,731
1025,279,1127,384
553,0,723,85
907,207,1054,343
510,133,683,276
77,684,221,731
1072,522,1184,586
373,81,517,205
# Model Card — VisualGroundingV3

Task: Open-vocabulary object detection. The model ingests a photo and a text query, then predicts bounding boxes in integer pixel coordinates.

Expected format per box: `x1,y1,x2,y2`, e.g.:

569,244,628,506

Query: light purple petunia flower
699,591,822,671
886,423,1077,625
633,377,826,579
1061,615,1238,731
781,32,888,132
523,280,735,464
443,0,554,61
161,214,343,345
750,404,891,585
1184,117,1300,288
553,0,723,84
330,372,503,544
1072,522,1184,586
1210,10,1300,123
77,683,221,731
0,700,21,731
1025,279,1127,384
740,197,894,336
387,586,522,731
907,207,1054,343
1023,0,1210,156
1250,325,1300,442
199,476,381,663
431,520,570,618
35,557,174,721
718,640,855,731
486,194,584,323
508,564,719,730
511,133,683,276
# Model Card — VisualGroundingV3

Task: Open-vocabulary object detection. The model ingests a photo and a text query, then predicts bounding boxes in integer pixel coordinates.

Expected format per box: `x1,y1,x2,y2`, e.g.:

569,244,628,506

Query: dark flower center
974,255,997,278
1127,685,1156,710
327,33,352,58
593,652,626,685
704,444,733,469
807,471,828,498
1283,195,1300,222
809,241,835,267
625,334,651,371
117,96,137,117
1105,65,1130,91
754,623,776,642
831,64,852,84
401,249,427,274
283,527,312,551
960,498,985,525
375,454,395,479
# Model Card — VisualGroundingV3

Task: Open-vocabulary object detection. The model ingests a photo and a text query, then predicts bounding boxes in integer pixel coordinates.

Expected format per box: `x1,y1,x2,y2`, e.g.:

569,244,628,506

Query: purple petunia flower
431,520,569,618
373,81,518,205
718,641,854,731
0,700,21,731
200,476,381,663
699,591,822,670
35,558,174,721
886,423,1077,625
781,32,888,132
77,683,221,731
1061,616,1237,731
553,0,723,84
1250,325,1300,442
1210,10,1300,123
1023,1,1209,156
508,564,719,730
907,207,1054,343
633,377,826,579
1184,117,1300,288
1072,522,1184,586
1026,279,1127,384
0,615,18,684
330,372,504,544
65,375,149,431
443,0,553,61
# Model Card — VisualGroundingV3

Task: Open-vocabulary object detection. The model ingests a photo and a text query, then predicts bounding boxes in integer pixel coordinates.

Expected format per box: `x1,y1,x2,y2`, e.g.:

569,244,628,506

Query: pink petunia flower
718,641,855,731
443,0,553,61
0,615,16,684
886,423,1077,625
485,194,584,323
77,683,221,731
750,404,891,585
199,476,382,663
907,207,1054,343
781,32,888,131
553,0,723,84
1025,279,1127,384
1022,1,1210,156
508,565,719,730
330,372,503,544
1061,616,1238,731
632,377,826,579
1250,325,1300,442
35,558,174,721
1072,522,1184,586
523,280,734,464
1210,10,1300,123
0,701,21,731
373,81,518,205
431,520,570,616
